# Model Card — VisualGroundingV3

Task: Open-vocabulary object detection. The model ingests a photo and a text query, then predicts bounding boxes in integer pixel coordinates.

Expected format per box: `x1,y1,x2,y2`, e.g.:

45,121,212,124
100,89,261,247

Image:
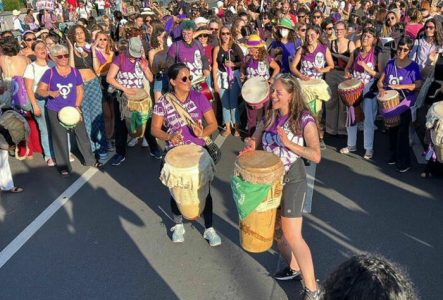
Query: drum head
298,78,324,86
338,79,362,90
242,77,269,104
378,90,399,101
58,106,81,126
165,144,209,168
236,150,283,172
433,102,443,118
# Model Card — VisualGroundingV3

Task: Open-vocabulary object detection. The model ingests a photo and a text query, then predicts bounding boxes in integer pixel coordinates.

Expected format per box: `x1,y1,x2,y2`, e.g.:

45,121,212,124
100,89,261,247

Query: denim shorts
153,75,169,93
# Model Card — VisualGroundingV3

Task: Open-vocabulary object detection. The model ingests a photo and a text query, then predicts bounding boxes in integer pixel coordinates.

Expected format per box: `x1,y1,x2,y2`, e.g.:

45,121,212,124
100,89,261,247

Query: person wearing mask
269,18,297,75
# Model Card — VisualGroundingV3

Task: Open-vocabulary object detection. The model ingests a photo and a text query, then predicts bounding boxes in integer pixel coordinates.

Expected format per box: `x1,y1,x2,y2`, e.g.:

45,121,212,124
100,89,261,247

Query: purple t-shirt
262,111,315,171
245,56,273,80
167,40,206,79
153,90,212,150
383,59,422,103
40,67,83,112
112,53,144,89
352,48,376,85
300,43,327,79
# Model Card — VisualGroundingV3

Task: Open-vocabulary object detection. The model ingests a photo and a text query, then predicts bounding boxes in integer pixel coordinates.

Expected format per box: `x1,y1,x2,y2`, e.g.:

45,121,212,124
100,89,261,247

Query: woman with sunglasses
321,18,335,47
378,37,422,173
93,31,115,152
149,26,169,102
20,31,38,61
241,34,281,136
151,63,221,246
37,44,102,177
23,40,55,167
213,26,244,137
67,25,107,160
381,10,398,39
410,19,443,80
325,21,355,136
196,27,214,67
341,28,381,160
244,73,321,299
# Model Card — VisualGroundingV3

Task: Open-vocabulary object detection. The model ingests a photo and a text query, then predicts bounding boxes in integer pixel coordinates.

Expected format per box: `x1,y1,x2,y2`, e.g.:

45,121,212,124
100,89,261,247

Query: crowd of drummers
1,0,441,298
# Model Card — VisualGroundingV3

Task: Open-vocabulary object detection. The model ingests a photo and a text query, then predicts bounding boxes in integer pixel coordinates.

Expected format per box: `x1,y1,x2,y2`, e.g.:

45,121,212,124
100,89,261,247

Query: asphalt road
0,128,442,300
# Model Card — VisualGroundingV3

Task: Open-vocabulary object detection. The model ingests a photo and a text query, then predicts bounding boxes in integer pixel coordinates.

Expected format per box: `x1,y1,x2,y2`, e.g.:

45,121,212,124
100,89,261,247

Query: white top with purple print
262,111,315,171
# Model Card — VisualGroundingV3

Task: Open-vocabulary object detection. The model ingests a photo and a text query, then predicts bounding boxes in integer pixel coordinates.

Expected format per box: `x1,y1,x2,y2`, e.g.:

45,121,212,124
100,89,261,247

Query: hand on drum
190,122,204,137
169,132,183,146
344,70,352,79
388,84,402,91
124,88,137,96
244,137,256,150
378,88,387,97
277,126,290,147
300,74,310,81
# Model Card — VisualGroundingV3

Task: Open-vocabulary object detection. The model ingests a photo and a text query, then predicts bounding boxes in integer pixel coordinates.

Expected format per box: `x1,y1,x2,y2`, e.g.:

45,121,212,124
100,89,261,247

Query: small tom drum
192,76,213,102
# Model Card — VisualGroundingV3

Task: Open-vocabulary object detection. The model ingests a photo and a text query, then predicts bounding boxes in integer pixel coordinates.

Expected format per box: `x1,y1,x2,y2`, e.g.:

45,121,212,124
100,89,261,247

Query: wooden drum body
160,145,215,220
378,90,401,128
338,79,364,107
241,77,270,109
234,151,285,253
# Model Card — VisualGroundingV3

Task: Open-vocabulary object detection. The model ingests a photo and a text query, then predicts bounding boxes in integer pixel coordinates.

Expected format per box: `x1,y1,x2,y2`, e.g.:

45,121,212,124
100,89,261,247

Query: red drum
241,77,270,109
192,77,213,102
338,79,364,107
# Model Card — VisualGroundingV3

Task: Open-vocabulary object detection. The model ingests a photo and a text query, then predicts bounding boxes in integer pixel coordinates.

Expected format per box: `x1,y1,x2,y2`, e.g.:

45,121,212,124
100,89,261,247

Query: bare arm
75,85,84,107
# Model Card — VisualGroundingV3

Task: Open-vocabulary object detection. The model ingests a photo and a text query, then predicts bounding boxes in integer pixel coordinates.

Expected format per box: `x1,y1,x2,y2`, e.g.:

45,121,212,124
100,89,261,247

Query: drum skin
234,150,284,253
241,77,270,109
58,106,81,129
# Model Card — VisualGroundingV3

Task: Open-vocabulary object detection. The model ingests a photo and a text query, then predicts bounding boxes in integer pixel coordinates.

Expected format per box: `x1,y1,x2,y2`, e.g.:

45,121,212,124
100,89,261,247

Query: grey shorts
280,159,307,218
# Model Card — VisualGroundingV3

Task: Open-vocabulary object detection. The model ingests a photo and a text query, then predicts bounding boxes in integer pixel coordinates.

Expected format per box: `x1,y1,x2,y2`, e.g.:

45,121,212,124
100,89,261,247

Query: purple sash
379,98,412,119
95,49,106,65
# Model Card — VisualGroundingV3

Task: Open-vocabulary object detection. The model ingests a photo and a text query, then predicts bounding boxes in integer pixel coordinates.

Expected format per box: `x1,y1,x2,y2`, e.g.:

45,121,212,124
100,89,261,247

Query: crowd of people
1,0,441,298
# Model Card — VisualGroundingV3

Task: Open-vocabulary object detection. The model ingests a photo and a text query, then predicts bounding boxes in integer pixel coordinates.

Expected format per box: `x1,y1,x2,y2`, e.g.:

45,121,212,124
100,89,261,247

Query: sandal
340,146,356,154
60,170,70,177
234,130,240,137
6,187,23,193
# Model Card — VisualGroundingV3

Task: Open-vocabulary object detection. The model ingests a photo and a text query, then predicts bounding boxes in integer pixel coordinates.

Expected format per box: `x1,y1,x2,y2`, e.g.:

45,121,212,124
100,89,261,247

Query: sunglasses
299,28,307,32
199,34,209,38
221,32,231,36
313,15,322,19
98,38,108,41
298,15,306,18
326,27,334,31
25,37,37,42
55,54,69,59
180,75,193,83
387,17,395,21
397,47,410,53
425,26,435,30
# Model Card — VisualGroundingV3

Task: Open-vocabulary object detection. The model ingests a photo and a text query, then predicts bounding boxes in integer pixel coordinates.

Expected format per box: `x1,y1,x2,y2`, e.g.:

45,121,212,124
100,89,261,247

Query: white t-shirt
13,17,24,32
23,62,51,92
96,0,105,10
76,6,90,19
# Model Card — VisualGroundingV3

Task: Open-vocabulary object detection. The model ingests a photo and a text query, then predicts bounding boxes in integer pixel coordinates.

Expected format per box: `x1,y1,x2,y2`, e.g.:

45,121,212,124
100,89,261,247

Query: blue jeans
33,100,54,160
219,80,240,125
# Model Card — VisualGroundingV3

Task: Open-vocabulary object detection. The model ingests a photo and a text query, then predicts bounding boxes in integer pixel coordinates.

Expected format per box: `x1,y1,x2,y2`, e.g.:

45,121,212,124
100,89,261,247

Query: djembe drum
118,88,152,138
298,78,331,115
58,106,81,130
426,101,443,162
231,150,285,253
241,77,270,109
377,90,401,128
160,144,215,220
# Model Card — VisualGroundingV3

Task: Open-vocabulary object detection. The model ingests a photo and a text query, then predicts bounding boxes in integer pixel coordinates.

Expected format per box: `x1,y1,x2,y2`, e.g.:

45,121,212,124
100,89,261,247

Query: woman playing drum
244,74,321,299
151,63,222,246
341,27,382,160
290,25,334,149
377,37,422,173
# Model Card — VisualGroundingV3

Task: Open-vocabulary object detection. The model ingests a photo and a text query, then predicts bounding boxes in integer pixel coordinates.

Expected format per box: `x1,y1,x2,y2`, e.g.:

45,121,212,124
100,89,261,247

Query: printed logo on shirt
388,74,403,85
314,52,325,67
57,83,73,99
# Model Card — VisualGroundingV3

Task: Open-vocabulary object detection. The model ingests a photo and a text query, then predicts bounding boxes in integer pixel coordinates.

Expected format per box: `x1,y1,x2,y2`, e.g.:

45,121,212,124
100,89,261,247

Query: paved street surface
0,129,442,300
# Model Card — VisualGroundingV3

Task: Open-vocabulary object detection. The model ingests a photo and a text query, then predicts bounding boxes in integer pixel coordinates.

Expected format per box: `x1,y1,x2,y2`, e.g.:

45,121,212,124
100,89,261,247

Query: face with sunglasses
95,33,109,50
312,14,322,26
396,44,410,59
171,67,192,93
24,34,37,47
424,21,436,37
220,29,231,41
386,13,397,27
53,52,70,65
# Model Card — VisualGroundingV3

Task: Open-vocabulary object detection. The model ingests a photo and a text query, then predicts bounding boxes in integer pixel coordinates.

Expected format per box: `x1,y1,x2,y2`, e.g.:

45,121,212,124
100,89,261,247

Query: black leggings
170,191,213,229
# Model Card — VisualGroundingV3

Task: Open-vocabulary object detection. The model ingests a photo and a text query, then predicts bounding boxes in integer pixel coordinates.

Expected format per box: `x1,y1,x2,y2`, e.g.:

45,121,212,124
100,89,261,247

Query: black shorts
280,159,307,218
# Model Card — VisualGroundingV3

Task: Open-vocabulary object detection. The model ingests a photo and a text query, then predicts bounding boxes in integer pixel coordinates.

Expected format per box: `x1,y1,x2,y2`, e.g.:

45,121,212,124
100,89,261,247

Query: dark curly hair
150,26,166,49
0,36,21,56
67,24,91,44
323,254,418,300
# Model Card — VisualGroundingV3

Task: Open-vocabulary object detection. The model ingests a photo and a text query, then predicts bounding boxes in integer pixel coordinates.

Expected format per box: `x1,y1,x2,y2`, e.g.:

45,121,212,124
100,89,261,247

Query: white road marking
303,163,317,214
0,167,99,269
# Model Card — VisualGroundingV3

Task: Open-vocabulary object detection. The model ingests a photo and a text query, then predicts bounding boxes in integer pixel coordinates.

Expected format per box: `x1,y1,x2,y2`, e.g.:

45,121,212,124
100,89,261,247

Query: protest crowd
1,0,442,298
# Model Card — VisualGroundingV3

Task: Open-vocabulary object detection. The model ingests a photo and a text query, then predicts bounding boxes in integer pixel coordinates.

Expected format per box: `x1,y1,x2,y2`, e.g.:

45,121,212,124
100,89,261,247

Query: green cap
277,18,294,30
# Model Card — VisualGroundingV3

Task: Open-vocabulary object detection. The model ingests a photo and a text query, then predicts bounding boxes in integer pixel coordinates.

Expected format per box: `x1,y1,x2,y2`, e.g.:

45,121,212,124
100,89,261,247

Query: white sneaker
127,138,138,147
171,224,185,243
203,227,222,246
141,137,149,147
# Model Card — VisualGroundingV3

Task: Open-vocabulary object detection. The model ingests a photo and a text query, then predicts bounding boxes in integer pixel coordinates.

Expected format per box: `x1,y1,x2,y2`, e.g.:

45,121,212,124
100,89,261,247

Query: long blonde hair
264,74,312,135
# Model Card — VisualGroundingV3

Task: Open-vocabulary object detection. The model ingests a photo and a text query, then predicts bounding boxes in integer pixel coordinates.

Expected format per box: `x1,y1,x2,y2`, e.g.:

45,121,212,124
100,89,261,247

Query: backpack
11,75,32,111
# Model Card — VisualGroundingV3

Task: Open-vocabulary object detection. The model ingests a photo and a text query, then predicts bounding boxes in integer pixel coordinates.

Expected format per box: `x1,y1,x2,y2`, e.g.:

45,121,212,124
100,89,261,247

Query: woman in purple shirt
37,45,102,177
378,37,422,173
151,63,222,247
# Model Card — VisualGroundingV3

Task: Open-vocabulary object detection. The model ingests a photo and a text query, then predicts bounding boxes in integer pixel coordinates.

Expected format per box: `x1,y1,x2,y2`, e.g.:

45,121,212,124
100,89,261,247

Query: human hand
300,74,310,81
124,88,136,96
387,84,401,90
32,104,42,117
277,126,290,147
49,90,60,98
169,132,183,146
191,122,204,137
344,70,352,79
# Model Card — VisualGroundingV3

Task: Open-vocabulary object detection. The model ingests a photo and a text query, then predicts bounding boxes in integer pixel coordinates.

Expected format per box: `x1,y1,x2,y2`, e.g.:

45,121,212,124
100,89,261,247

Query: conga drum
119,88,152,138
192,76,213,102
378,90,401,128
232,150,285,253
241,77,270,109
58,106,81,130
426,101,443,162
338,79,364,107
160,144,215,220
298,78,331,115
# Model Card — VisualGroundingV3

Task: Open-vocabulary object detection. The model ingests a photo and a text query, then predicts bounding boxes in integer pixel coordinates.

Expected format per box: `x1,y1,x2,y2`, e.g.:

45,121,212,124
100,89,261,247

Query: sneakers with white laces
171,224,185,243
203,227,222,246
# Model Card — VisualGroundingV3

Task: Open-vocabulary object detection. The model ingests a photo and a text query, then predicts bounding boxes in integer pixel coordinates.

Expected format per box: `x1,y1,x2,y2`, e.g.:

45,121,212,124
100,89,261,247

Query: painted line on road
0,167,100,269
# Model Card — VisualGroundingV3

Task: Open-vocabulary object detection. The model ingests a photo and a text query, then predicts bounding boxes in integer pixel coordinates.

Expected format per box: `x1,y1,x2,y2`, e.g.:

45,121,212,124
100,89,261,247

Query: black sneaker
273,266,302,281
387,158,396,165
149,148,164,160
303,284,322,300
